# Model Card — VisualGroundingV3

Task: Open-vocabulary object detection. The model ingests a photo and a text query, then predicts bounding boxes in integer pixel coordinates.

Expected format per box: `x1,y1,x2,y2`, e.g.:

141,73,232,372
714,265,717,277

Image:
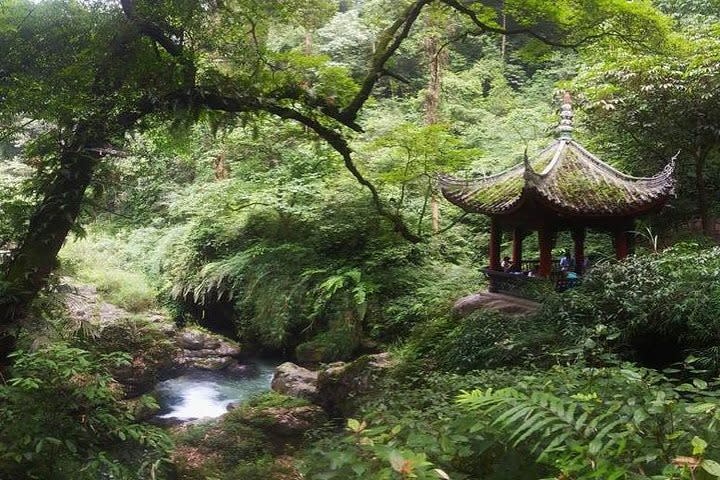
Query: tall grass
59,232,158,313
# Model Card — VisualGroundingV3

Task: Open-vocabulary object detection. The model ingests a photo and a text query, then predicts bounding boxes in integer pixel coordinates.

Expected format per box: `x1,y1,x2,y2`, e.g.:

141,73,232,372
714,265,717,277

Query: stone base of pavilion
452,291,540,317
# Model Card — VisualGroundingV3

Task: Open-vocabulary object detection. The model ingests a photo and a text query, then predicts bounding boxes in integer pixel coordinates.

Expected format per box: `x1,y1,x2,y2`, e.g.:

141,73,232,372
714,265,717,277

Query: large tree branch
340,0,431,124
120,0,184,58
439,0,604,49
186,89,421,242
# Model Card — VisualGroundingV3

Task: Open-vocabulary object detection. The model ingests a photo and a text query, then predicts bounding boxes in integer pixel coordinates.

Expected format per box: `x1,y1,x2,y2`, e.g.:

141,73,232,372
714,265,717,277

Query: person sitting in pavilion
559,250,574,272
501,256,512,272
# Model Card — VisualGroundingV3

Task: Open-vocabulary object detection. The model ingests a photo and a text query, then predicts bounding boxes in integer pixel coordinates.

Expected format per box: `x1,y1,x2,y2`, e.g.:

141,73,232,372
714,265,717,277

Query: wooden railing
483,267,580,299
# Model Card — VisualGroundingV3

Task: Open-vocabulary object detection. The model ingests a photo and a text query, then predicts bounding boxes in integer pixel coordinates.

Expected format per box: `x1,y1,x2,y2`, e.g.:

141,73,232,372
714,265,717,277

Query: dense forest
3,0,720,478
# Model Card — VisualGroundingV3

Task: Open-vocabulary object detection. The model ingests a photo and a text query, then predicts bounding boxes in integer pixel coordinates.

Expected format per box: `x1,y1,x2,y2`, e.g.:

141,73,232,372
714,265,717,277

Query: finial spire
557,91,574,140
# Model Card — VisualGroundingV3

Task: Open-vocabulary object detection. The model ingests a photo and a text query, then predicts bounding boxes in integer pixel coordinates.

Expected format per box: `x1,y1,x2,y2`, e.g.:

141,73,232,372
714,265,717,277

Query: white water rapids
153,361,277,422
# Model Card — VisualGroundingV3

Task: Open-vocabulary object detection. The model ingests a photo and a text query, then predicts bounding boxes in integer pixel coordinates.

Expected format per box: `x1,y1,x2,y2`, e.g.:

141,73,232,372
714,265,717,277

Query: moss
172,392,316,479
557,170,627,206
244,391,311,410
295,325,359,364
460,155,550,208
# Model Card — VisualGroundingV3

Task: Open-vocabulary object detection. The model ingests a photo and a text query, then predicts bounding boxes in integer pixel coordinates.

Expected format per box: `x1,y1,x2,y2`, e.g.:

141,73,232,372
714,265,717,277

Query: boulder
173,328,242,371
452,292,539,317
271,362,319,401
316,352,395,416
177,330,222,350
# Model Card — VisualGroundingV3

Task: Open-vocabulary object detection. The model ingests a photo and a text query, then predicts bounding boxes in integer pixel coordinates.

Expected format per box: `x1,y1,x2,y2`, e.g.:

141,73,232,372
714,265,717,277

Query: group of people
500,249,585,279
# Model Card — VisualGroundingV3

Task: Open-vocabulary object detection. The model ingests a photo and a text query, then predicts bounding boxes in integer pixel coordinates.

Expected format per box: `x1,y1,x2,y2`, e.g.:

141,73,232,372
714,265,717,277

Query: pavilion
439,94,675,291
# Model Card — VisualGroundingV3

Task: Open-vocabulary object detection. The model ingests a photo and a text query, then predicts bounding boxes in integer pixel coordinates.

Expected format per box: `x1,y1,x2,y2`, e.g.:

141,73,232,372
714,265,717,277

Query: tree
577,28,720,234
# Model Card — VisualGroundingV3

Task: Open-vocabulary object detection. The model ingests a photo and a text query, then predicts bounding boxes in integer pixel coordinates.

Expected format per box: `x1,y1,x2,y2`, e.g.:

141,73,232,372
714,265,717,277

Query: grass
59,232,158,313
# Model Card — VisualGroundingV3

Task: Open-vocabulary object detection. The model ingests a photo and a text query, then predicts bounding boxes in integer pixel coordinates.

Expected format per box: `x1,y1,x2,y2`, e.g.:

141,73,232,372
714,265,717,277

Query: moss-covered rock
294,325,359,365
316,352,395,417
80,316,178,396
172,393,324,480
271,362,319,401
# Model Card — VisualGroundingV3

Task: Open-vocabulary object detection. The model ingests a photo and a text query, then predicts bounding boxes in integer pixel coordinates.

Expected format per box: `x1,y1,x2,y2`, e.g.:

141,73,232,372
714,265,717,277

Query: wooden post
538,226,555,278
613,230,629,260
489,218,501,271
572,227,586,275
511,228,523,268
627,221,636,255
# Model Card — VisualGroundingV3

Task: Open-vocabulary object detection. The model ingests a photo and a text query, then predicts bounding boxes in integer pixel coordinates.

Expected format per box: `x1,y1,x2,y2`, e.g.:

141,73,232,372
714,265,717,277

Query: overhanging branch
177,89,422,243
340,0,431,123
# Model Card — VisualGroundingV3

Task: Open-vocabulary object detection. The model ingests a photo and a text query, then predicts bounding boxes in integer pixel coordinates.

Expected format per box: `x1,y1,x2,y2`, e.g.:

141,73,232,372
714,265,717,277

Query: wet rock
225,362,260,377
317,352,395,417
177,330,222,350
173,328,242,371
271,362,318,401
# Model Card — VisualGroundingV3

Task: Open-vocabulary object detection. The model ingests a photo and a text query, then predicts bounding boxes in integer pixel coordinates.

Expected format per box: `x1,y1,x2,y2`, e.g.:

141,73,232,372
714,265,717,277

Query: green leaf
434,468,451,480
633,408,648,424
389,450,405,473
692,436,707,456
701,459,720,477
693,379,708,390
347,418,360,432
686,403,716,414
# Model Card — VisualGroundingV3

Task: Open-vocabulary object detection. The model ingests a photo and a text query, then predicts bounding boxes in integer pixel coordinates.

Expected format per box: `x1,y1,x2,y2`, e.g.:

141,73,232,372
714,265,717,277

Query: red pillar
538,227,556,278
489,218,501,271
572,227,586,275
613,230,629,260
512,228,523,268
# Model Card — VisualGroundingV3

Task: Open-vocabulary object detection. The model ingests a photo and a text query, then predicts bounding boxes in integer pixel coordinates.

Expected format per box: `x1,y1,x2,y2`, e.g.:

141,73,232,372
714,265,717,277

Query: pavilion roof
439,95,675,218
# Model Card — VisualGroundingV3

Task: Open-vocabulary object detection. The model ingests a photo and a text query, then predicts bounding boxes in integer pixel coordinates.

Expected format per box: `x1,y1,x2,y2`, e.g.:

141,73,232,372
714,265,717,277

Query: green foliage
542,245,720,371
0,343,171,480
173,392,315,480
59,231,158,312
405,309,562,372
458,363,720,480
302,368,547,480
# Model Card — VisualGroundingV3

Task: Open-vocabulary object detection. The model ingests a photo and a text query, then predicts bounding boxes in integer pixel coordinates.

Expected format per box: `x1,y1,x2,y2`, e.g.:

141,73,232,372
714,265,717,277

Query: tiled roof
440,139,674,217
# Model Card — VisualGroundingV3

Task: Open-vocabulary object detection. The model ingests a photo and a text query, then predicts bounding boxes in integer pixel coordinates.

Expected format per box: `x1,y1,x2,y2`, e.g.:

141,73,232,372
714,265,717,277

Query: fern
456,365,720,480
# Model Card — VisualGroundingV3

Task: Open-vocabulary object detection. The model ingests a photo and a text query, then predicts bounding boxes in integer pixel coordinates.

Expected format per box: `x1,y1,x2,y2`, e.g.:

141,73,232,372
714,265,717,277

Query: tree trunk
694,149,709,235
500,2,507,61
0,130,101,368
423,19,448,234
213,152,230,180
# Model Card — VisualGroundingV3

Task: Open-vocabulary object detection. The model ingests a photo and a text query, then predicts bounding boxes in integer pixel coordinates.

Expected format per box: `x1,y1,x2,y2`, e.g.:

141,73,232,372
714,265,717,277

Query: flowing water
152,360,277,423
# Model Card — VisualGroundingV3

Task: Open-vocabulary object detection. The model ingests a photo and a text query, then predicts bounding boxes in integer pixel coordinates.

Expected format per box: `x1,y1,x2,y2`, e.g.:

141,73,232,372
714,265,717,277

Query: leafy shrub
302,369,547,480
542,244,720,370
0,343,171,480
404,308,563,372
458,363,720,480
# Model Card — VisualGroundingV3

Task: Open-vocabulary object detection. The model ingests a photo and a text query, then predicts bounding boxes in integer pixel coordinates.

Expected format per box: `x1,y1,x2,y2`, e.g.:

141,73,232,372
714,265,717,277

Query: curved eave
527,185,674,218
439,139,675,218
523,143,676,217
438,142,559,215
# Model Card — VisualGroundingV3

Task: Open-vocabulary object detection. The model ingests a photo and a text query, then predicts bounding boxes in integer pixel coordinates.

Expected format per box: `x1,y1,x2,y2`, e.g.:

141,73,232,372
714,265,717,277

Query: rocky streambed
62,280,278,422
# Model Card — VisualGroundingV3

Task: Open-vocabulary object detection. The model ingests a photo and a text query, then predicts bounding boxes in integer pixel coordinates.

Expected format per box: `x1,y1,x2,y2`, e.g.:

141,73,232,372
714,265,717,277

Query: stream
152,359,278,423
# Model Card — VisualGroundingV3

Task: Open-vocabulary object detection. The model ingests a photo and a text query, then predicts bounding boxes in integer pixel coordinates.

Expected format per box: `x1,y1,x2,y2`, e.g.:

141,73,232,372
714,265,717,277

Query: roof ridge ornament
557,91,574,140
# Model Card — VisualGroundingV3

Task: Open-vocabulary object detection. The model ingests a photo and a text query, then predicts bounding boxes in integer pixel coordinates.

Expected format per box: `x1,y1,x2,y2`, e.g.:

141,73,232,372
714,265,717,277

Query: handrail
483,267,580,299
